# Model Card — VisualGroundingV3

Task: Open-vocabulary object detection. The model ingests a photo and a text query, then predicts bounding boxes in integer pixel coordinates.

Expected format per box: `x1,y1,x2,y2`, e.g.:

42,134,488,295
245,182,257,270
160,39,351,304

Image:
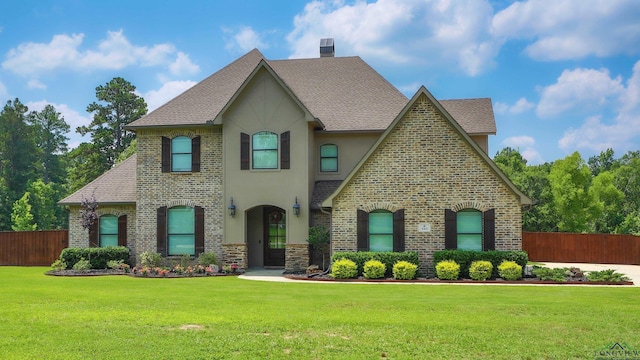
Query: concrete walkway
239,263,640,287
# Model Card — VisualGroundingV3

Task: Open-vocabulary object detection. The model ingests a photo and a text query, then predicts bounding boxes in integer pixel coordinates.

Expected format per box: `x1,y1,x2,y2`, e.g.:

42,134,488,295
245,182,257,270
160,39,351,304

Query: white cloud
26,100,92,149
558,61,640,154
494,97,534,115
493,0,640,61
223,26,269,53
169,52,200,76
27,79,46,90
536,68,624,118
501,136,543,164
143,80,197,112
287,0,500,76
2,30,199,85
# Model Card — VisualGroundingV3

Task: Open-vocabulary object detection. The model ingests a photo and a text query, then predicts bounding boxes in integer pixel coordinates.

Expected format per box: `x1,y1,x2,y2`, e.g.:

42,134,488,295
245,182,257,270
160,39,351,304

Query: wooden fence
522,232,640,265
0,230,68,266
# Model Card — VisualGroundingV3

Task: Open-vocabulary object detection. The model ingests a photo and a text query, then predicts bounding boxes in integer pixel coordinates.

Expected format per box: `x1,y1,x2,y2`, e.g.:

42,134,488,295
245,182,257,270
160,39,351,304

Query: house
59,40,532,274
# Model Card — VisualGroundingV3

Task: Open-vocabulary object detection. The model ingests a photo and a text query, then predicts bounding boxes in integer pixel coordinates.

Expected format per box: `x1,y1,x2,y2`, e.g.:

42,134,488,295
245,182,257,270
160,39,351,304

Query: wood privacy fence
0,230,68,266
522,232,640,265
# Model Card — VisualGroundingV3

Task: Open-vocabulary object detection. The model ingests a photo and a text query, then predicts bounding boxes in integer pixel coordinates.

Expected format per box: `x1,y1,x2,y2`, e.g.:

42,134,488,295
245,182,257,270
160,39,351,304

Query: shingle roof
127,49,495,135
58,154,137,205
440,98,496,135
311,180,343,209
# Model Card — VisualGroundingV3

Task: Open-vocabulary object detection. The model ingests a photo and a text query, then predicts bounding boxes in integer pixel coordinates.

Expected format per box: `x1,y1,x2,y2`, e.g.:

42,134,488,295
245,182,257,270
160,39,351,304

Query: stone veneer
285,244,309,272
330,93,523,276
223,243,247,269
135,127,224,265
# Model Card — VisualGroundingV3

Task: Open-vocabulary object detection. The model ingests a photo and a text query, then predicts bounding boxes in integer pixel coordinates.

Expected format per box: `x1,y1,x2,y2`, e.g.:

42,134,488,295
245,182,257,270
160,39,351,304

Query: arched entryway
247,205,286,268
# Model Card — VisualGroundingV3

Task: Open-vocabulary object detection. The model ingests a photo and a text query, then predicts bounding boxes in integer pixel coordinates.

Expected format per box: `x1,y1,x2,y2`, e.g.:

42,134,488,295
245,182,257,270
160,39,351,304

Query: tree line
0,77,146,231
494,147,640,235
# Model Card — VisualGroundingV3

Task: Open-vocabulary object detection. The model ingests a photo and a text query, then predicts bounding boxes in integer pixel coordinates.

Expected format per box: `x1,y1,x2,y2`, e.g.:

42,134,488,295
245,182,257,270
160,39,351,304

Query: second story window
252,131,278,169
320,144,338,172
171,136,192,172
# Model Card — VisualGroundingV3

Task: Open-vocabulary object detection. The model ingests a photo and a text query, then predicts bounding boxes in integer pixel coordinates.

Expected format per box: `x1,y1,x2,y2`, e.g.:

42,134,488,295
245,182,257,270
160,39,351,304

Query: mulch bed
45,269,241,278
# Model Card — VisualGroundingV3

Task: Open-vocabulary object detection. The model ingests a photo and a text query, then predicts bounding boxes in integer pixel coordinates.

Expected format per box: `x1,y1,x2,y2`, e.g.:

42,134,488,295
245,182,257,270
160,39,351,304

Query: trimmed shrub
363,260,386,279
498,261,523,281
532,267,568,282
197,252,218,266
331,258,358,279
392,261,418,280
59,246,130,269
140,251,163,268
469,260,493,281
331,251,420,277
586,269,629,282
72,258,91,271
435,260,460,280
433,250,527,278
50,259,67,271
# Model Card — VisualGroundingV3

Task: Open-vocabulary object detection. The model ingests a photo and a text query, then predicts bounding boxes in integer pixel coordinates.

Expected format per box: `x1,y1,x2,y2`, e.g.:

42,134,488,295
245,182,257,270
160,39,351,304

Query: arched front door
264,206,285,267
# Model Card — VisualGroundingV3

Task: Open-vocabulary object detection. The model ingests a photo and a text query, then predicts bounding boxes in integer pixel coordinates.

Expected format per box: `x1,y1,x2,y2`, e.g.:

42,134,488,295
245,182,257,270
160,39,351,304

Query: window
357,209,405,252
456,209,482,251
241,131,290,170
161,136,200,173
99,215,118,247
252,132,278,169
168,206,195,256
444,208,495,251
157,206,204,257
171,136,192,172
320,144,338,172
368,210,393,252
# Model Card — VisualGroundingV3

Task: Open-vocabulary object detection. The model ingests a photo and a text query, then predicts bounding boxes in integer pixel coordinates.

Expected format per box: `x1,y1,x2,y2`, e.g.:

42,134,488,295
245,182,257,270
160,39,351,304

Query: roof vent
320,38,334,57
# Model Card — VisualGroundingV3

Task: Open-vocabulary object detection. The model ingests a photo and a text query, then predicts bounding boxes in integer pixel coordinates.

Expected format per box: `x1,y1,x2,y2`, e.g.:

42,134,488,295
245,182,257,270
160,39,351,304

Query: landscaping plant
330,258,358,279
498,260,523,281
392,261,417,280
469,260,493,281
140,251,163,268
197,252,218,266
435,260,460,280
586,269,630,282
363,259,386,279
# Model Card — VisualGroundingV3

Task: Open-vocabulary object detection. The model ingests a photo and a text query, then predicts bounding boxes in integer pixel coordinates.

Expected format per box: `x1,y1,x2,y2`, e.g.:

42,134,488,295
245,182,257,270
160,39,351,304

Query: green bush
331,251,420,277
469,260,493,281
498,261,523,280
363,260,386,279
330,258,358,279
392,261,417,280
586,269,629,282
433,250,527,278
140,251,163,268
197,252,218,266
532,267,567,282
435,260,460,280
59,246,130,269
50,259,67,271
72,258,91,271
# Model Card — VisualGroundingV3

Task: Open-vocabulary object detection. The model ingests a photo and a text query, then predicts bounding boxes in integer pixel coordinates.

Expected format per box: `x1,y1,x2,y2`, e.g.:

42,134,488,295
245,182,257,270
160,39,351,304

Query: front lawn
1,267,638,359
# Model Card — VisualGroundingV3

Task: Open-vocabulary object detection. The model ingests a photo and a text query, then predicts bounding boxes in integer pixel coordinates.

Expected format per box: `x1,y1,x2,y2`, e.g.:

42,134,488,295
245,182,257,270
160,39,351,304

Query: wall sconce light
293,197,301,217
228,197,236,217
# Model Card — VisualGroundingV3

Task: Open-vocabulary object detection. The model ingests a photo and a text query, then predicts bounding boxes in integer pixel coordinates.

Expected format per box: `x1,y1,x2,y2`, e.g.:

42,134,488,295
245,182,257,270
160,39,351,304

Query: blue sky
1,0,639,164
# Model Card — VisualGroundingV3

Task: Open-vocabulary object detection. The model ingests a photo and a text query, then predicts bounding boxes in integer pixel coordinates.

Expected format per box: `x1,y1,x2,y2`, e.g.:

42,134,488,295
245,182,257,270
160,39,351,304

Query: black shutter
118,215,127,247
195,206,205,256
191,136,201,172
357,209,369,251
444,209,457,250
280,131,290,169
161,137,171,173
89,221,98,247
240,133,250,170
157,206,167,257
483,208,495,251
393,209,405,252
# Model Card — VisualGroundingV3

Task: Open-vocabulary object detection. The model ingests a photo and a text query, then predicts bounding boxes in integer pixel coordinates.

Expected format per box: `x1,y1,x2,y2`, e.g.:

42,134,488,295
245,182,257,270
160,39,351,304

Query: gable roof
58,154,137,205
321,86,532,208
127,49,495,135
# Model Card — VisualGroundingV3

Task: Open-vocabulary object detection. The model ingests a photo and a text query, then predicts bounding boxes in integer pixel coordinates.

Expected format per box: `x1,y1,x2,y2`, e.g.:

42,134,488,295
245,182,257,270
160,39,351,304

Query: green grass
1,267,639,359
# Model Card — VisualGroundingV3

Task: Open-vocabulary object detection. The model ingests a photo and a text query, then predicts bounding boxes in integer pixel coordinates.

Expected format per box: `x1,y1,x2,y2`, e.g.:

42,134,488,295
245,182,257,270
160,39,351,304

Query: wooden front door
264,207,286,267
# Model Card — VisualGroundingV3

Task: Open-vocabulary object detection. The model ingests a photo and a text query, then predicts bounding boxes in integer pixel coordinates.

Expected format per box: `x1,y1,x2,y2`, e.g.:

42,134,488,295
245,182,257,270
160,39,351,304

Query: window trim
98,215,118,247
167,206,196,256
320,144,338,172
171,136,193,172
357,209,405,252
252,131,279,170
444,208,495,251
161,136,200,173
